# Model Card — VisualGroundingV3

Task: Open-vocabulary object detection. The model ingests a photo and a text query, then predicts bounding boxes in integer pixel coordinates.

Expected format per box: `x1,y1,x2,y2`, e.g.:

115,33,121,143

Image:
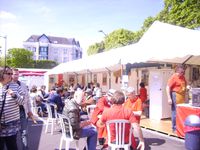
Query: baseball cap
107,89,116,96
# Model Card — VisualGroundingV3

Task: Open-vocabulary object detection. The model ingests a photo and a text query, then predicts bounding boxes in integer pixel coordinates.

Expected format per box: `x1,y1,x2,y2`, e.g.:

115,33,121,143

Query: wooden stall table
176,104,200,138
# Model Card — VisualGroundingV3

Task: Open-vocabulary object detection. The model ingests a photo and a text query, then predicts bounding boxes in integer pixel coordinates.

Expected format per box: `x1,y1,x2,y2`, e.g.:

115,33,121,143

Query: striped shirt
0,82,24,124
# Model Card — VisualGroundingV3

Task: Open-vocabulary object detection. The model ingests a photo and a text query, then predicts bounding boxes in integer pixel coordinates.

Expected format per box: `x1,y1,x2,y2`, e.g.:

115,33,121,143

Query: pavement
14,118,186,150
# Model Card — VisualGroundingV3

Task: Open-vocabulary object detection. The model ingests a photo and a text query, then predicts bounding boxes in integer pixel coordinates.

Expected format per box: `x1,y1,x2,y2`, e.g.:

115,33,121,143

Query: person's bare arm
166,85,172,105
132,122,145,150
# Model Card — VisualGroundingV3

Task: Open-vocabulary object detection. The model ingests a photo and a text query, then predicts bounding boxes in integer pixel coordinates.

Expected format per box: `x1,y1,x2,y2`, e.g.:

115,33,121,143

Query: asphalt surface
14,119,186,150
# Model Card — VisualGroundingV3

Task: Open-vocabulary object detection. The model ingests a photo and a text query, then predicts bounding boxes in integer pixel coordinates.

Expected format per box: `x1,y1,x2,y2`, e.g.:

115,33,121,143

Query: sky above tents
0,0,164,56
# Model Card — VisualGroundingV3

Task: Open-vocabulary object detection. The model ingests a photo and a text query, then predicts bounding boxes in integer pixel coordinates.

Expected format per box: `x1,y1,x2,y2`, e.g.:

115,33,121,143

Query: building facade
23,34,82,63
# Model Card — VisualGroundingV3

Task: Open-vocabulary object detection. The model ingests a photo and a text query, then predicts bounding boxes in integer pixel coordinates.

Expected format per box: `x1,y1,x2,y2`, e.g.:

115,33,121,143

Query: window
75,50,79,58
63,49,68,54
39,46,48,55
39,56,48,60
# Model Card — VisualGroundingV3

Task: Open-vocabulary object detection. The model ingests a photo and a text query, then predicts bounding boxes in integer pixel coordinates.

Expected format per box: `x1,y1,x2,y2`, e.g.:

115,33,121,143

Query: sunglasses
4,73,13,75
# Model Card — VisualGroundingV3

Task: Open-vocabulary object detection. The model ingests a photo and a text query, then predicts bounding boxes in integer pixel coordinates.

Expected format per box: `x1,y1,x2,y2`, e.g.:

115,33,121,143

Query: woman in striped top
0,66,24,150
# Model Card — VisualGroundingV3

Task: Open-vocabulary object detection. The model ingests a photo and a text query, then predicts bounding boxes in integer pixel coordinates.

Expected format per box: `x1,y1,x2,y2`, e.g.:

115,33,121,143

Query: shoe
99,138,105,145
101,144,108,150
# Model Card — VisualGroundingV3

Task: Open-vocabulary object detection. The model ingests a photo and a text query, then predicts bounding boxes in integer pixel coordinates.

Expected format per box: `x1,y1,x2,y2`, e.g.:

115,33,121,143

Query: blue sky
0,0,164,55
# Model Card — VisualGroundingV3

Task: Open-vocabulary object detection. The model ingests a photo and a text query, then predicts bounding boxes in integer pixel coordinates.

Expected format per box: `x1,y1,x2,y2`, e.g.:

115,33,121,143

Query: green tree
7,48,34,68
104,29,136,50
34,60,58,69
157,0,200,29
87,41,105,56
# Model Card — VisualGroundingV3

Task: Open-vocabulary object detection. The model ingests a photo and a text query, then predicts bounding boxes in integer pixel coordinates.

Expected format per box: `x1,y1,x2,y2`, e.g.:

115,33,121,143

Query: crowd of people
0,65,152,150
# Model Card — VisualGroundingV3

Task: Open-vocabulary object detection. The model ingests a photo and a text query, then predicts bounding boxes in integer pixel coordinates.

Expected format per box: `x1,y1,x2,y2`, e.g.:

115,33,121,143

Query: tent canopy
46,21,200,75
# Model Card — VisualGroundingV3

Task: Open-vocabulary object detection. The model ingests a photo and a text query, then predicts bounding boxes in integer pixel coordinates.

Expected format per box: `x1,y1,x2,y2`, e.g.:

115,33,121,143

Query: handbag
0,85,9,130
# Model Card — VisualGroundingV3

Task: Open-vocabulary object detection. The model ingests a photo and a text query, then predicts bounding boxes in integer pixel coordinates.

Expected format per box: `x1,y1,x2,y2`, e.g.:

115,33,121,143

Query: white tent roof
136,21,200,63
46,21,200,75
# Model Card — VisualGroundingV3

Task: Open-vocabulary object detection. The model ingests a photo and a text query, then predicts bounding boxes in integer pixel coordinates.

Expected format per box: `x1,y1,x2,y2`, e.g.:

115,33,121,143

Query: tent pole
105,67,111,89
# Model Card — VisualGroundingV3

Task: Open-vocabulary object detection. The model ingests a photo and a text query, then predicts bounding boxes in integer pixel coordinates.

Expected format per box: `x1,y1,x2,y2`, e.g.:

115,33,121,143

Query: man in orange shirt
124,87,143,123
97,90,145,150
166,64,187,132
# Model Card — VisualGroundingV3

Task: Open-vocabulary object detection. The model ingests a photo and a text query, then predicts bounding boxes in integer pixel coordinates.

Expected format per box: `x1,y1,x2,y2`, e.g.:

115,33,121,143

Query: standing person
12,68,36,150
166,64,187,132
62,90,98,150
139,82,147,103
97,90,145,150
0,66,24,150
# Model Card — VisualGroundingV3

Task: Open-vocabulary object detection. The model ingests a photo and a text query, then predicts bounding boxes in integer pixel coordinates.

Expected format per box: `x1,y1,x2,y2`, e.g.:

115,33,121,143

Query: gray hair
112,90,125,104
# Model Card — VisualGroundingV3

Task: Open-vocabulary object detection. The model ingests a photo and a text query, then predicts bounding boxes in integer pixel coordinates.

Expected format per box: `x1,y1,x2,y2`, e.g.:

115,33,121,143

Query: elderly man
97,90,145,150
91,89,116,146
123,87,143,123
62,89,97,150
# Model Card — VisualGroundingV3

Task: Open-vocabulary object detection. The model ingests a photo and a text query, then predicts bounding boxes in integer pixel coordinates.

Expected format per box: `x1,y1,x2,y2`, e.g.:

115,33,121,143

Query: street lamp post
98,30,107,37
0,35,7,66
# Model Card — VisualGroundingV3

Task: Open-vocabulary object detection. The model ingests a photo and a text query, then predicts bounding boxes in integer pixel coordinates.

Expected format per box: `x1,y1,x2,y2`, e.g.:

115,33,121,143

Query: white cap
126,87,135,93
107,89,116,96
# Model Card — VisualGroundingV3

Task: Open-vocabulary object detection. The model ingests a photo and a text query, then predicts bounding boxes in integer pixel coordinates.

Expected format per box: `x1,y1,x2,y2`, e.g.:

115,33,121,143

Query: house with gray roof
23,34,82,63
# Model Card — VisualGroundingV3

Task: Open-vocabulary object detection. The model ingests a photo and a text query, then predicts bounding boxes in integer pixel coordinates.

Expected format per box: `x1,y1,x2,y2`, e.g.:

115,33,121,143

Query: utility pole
0,35,7,66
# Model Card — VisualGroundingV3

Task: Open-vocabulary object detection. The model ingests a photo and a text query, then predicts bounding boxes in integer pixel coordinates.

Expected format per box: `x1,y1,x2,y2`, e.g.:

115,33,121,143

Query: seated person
91,89,116,145
62,91,97,150
97,90,145,150
81,88,95,114
49,87,65,114
124,87,143,123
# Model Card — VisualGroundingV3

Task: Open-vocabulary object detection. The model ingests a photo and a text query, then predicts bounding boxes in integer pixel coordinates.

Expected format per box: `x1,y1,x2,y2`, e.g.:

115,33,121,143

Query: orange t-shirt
101,105,137,143
123,97,143,112
167,73,187,104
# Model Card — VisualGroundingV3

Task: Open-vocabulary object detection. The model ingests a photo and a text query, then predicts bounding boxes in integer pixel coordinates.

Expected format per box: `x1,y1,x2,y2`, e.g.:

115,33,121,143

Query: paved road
15,119,186,150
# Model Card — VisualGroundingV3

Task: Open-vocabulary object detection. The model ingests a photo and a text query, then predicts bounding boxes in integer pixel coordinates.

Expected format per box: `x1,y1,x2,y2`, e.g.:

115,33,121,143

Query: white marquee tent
46,21,200,76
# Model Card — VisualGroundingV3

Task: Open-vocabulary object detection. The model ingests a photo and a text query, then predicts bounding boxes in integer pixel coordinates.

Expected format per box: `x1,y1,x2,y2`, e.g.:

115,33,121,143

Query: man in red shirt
90,89,116,145
97,90,145,150
166,64,187,132
139,82,147,103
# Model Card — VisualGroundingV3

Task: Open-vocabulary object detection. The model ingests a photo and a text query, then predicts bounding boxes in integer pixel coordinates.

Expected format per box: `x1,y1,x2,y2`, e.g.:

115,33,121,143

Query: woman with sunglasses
0,66,24,150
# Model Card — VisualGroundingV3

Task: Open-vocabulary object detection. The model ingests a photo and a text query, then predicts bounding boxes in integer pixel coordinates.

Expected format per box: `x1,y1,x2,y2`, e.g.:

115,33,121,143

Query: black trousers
0,134,18,150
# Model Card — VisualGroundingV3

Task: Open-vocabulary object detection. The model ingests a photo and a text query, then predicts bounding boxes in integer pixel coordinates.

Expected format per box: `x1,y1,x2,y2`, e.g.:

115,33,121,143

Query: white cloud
0,11,17,20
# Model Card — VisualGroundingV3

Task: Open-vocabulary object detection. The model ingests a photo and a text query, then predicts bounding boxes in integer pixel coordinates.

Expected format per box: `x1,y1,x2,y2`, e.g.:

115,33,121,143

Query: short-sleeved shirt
123,97,142,112
139,87,147,103
101,105,137,143
91,96,111,125
167,73,187,104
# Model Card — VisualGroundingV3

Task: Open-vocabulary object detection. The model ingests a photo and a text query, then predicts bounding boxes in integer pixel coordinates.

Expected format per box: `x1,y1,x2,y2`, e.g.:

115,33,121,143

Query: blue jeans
171,92,177,131
20,106,28,150
80,126,97,150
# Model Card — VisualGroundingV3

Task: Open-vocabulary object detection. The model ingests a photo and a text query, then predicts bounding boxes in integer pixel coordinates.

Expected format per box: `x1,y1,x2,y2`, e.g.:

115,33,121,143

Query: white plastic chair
86,104,96,119
45,103,58,135
106,119,132,150
58,113,88,150
31,99,43,117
